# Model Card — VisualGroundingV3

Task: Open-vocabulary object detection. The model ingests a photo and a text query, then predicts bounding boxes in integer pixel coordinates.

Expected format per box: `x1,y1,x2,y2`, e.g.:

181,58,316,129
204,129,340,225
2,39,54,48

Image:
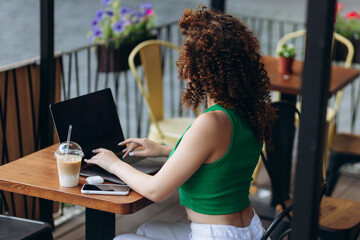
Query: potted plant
88,0,157,72
277,43,296,75
334,2,360,63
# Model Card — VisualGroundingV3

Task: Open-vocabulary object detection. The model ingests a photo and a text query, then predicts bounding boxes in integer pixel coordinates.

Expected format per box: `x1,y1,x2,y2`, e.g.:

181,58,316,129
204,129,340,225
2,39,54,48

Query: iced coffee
55,141,84,187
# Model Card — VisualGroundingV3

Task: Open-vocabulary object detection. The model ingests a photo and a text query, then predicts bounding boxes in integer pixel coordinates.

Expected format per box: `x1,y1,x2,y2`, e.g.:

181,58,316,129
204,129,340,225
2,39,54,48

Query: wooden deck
53,168,360,240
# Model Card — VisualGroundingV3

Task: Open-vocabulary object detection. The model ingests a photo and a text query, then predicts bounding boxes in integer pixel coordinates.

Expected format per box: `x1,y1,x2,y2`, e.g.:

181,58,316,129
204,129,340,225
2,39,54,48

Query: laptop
49,88,167,184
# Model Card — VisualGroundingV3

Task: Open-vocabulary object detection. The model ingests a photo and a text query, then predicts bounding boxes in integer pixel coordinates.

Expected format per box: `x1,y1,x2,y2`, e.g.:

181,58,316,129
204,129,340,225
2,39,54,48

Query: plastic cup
55,141,84,187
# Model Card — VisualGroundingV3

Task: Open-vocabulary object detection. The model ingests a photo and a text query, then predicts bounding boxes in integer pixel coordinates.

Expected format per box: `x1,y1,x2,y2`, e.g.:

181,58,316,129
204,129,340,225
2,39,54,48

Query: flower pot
96,35,157,73
277,56,294,75
332,37,360,64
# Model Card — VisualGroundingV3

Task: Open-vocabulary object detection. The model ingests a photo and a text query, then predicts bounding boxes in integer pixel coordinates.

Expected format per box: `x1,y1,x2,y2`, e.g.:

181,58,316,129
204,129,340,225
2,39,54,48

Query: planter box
332,37,360,64
96,35,157,73
277,56,294,75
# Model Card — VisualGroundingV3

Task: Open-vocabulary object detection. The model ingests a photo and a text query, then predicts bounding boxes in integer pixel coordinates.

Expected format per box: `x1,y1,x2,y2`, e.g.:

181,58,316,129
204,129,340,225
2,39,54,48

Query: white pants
114,211,265,240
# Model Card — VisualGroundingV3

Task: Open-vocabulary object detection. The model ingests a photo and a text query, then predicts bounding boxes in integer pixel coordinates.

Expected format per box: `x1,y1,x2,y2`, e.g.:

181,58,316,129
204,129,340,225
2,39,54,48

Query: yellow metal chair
128,40,196,147
275,29,355,177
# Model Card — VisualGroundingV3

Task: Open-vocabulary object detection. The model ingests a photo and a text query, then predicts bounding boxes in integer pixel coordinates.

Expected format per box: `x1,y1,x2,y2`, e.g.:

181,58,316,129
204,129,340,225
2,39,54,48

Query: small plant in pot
277,43,296,75
88,0,157,72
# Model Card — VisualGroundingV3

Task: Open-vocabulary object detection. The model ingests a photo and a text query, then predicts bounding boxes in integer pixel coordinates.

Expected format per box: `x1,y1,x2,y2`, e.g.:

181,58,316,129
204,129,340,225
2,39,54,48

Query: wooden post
39,0,55,228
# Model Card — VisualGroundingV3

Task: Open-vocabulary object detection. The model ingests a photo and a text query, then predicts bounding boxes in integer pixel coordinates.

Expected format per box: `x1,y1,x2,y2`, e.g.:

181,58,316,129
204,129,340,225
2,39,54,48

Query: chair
261,183,360,240
0,190,53,240
129,40,196,147
325,133,360,196
326,36,360,196
261,102,360,240
261,205,293,240
275,29,355,177
324,38,360,196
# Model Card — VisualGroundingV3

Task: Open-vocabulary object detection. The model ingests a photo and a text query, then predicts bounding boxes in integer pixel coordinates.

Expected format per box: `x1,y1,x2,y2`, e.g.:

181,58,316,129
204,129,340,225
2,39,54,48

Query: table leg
272,94,297,206
85,208,115,240
39,198,54,229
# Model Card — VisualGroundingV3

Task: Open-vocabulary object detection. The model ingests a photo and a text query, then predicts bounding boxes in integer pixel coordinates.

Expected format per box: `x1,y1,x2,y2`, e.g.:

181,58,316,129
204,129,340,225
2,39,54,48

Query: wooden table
0,144,153,240
263,56,360,97
262,56,360,205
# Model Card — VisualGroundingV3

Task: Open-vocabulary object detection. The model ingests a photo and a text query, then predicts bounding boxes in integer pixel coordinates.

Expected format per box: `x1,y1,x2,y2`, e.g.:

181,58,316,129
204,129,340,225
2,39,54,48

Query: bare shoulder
196,109,230,125
189,109,232,137
175,109,232,165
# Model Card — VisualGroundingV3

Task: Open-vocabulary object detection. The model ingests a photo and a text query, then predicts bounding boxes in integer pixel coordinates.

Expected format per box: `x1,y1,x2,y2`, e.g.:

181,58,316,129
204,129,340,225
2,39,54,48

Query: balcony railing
56,16,310,138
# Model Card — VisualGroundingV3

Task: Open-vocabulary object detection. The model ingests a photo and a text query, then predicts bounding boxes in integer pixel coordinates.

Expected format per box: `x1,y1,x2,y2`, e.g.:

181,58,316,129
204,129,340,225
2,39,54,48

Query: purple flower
91,18,99,27
120,6,131,16
101,0,112,6
93,28,103,37
89,35,95,42
130,10,142,24
95,10,104,21
106,10,113,17
113,19,126,33
140,3,152,10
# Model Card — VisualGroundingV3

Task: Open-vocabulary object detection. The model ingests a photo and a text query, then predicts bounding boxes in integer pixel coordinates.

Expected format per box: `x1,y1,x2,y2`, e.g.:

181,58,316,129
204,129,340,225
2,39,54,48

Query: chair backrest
276,29,354,67
261,101,301,209
261,205,293,240
128,40,180,136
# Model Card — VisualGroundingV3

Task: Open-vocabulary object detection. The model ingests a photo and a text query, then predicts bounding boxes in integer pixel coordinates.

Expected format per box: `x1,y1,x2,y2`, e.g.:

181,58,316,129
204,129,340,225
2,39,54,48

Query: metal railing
58,20,191,139
56,16,310,139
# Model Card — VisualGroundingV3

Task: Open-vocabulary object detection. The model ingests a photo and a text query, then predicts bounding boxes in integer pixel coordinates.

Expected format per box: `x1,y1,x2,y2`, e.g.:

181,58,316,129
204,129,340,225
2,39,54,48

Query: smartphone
81,184,130,195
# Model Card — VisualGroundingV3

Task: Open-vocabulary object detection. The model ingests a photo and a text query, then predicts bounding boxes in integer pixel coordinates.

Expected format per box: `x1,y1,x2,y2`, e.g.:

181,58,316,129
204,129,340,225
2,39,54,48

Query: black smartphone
81,184,130,195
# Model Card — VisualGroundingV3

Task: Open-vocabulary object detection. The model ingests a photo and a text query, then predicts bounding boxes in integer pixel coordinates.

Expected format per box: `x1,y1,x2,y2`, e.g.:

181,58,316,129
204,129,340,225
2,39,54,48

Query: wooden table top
263,56,360,96
0,144,153,215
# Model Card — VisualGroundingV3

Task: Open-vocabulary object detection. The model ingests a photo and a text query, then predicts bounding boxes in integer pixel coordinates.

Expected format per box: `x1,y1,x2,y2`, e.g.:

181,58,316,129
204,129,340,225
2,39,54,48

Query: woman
86,6,276,240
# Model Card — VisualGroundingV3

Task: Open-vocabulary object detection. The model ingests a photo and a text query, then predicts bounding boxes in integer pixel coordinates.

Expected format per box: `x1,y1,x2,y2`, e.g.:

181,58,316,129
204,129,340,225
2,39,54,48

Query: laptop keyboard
122,155,145,165
83,155,145,175
84,164,110,175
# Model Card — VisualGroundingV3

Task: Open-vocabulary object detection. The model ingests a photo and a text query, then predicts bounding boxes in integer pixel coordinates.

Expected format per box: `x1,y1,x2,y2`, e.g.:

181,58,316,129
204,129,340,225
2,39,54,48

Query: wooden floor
53,168,360,240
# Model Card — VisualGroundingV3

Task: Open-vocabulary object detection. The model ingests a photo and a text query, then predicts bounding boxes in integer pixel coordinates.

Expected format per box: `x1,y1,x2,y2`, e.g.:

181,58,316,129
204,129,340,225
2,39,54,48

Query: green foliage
335,3,360,40
277,44,296,58
335,16,360,40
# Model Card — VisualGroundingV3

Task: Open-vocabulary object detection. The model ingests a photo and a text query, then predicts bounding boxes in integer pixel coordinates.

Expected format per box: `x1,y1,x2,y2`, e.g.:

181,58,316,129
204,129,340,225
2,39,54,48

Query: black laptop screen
49,88,125,159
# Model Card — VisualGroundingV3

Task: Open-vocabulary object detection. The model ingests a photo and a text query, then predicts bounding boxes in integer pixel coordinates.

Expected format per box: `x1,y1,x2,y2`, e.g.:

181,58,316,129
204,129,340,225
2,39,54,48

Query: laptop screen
49,88,126,159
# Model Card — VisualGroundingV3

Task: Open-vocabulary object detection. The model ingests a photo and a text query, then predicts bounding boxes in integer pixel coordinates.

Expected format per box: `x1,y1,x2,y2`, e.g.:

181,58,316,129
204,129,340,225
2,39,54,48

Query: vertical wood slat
12,69,29,218
0,58,62,220
0,71,9,166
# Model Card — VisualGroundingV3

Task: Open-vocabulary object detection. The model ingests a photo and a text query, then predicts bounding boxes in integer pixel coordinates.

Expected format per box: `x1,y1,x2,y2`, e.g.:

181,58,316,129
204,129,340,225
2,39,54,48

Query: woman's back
179,104,262,217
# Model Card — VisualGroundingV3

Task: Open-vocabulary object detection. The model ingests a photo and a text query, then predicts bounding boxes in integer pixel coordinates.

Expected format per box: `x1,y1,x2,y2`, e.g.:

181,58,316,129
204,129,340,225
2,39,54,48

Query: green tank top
171,104,262,215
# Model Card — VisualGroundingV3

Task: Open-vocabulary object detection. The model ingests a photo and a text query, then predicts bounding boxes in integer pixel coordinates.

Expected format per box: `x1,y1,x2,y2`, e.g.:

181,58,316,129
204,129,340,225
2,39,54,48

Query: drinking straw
65,124,72,155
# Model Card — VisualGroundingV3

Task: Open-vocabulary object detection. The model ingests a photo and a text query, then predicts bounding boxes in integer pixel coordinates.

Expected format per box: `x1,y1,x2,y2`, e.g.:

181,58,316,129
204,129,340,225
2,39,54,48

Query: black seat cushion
0,215,53,240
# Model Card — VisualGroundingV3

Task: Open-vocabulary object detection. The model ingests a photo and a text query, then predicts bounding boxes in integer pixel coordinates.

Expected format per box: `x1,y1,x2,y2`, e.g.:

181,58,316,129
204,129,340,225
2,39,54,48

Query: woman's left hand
85,148,122,174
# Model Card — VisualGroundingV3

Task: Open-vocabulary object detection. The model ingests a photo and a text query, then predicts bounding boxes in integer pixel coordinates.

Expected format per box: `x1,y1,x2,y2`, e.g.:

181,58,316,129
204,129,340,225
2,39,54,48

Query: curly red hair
176,6,276,144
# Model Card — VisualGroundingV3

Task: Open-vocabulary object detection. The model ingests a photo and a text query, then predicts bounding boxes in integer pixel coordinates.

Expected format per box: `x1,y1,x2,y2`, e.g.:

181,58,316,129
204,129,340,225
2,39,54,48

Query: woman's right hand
119,138,172,159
